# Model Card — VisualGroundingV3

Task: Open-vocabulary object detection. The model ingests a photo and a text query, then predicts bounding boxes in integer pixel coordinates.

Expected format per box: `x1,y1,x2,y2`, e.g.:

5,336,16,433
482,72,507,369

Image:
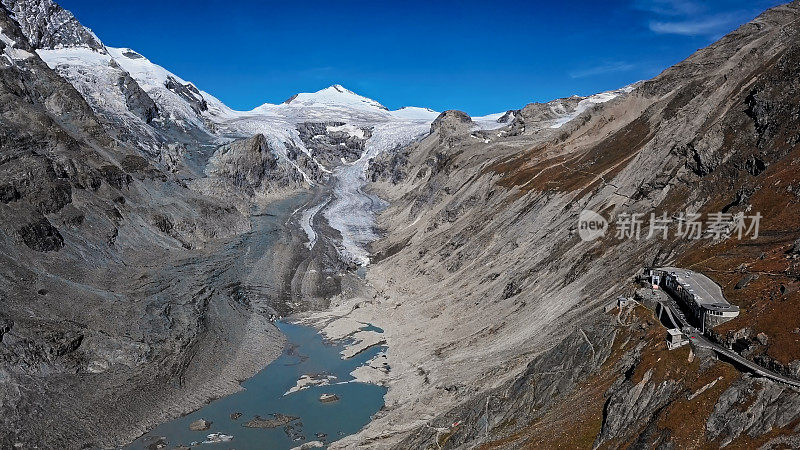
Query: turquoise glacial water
128,321,387,449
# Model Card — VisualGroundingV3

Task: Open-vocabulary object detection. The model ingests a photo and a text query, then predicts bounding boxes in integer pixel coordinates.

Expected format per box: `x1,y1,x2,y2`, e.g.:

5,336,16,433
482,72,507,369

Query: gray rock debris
706,377,800,446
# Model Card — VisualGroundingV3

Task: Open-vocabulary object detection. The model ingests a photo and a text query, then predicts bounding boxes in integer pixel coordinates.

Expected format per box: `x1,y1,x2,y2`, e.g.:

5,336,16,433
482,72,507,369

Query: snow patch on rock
550,84,638,128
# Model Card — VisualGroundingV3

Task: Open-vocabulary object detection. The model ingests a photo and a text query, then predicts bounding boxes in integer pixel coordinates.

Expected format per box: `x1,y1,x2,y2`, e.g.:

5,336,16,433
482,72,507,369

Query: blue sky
60,0,785,115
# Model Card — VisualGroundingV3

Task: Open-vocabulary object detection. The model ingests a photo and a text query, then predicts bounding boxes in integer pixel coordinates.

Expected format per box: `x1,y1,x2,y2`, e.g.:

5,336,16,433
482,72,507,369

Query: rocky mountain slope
320,2,800,448
0,3,290,447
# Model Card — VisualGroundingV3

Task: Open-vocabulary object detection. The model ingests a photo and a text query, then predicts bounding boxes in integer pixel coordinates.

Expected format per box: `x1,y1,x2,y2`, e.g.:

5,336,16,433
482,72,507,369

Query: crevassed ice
323,121,432,266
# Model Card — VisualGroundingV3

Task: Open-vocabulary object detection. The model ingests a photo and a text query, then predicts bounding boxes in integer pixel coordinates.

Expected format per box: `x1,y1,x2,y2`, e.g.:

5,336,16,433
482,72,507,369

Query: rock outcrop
430,110,473,139
296,121,371,168
2,0,103,50
203,133,308,196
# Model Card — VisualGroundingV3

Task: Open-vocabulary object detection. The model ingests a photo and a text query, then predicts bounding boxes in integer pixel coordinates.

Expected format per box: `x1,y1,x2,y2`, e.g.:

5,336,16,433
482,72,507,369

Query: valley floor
113,177,390,448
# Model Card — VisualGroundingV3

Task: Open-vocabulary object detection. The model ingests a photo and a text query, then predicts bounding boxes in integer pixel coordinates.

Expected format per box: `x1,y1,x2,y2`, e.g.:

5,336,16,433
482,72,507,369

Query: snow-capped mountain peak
247,84,388,117
246,84,436,124
8,0,219,153
282,84,389,111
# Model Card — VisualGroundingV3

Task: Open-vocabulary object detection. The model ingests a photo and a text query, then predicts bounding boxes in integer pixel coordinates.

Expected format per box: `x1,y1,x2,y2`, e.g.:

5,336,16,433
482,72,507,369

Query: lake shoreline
122,180,392,449
129,320,389,449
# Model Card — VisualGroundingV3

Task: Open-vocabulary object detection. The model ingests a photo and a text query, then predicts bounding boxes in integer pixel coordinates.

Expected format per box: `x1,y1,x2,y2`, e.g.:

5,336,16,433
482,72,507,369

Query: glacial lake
128,321,387,449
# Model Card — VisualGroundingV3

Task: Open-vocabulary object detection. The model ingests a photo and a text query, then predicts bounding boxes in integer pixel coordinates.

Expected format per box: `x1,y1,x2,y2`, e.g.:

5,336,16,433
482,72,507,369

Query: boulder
734,273,758,289
243,413,298,429
18,218,64,252
319,393,339,403
188,419,211,431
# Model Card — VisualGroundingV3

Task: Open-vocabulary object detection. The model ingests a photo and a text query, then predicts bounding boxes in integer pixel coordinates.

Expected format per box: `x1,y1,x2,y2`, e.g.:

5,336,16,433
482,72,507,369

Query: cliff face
349,2,800,448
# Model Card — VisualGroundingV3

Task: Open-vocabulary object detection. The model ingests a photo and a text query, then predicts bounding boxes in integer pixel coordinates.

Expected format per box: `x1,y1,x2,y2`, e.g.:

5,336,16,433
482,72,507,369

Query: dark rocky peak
164,75,208,114
109,63,159,124
244,133,268,152
205,133,313,194
283,93,298,104
431,110,473,135
2,0,104,50
0,3,34,53
496,110,516,124
296,121,372,167
213,133,269,158
120,49,143,59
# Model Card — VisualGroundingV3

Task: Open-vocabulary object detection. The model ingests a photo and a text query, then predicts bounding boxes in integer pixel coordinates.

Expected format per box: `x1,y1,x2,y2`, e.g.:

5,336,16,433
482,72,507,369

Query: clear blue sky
59,0,785,115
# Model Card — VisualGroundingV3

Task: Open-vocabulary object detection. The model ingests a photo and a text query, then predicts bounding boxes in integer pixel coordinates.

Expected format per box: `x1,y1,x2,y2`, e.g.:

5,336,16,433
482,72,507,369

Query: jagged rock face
284,143,323,181
367,146,410,184
1,0,103,50
515,96,582,126
117,68,159,123
164,75,207,114
2,0,226,176
0,154,72,214
296,121,371,168
505,98,577,136
707,378,800,446
430,110,472,136
0,7,266,448
597,371,680,446
495,109,516,124
36,48,167,156
204,134,307,196
2,0,216,175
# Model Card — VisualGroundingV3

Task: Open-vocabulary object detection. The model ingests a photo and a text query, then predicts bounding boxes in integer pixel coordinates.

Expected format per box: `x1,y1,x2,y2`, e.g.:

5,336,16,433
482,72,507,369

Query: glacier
27,25,617,267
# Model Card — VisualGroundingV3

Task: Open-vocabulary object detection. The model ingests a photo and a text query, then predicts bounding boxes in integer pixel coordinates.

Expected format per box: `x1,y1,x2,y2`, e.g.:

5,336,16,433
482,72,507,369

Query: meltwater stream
129,322,387,449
